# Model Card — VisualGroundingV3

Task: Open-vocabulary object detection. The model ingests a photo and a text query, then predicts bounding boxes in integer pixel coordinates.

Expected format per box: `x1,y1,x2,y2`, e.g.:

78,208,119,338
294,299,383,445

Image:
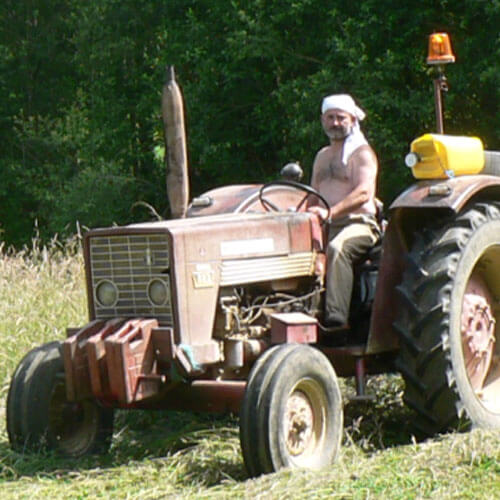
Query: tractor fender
389,174,500,212
366,174,500,354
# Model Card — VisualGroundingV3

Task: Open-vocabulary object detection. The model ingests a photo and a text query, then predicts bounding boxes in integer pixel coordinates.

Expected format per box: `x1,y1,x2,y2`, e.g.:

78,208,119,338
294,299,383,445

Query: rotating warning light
427,32,455,65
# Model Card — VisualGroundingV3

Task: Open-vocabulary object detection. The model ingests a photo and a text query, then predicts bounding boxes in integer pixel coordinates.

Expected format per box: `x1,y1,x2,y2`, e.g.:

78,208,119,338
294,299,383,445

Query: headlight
148,278,169,306
405,152,421,168
95,280,118,307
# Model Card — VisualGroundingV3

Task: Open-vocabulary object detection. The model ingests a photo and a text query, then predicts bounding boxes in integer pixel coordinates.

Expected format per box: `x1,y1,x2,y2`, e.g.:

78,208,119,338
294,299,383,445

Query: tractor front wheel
239,344,343,476
7,341,114,456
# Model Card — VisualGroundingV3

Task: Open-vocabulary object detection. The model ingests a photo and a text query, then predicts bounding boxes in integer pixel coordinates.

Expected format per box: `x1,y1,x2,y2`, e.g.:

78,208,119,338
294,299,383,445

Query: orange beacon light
427,32,455,133
427,32,455,65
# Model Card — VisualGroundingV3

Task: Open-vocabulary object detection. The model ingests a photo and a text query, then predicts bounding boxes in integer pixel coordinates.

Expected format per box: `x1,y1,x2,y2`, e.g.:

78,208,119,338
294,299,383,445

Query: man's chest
317,152,351,183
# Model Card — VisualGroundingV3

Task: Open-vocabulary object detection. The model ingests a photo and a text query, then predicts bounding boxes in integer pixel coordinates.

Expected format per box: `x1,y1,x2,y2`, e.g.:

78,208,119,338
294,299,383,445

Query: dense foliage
1,1,500,246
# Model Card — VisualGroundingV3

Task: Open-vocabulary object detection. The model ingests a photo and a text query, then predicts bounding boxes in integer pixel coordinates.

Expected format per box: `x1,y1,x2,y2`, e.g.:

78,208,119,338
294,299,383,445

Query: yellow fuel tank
409,133,484,179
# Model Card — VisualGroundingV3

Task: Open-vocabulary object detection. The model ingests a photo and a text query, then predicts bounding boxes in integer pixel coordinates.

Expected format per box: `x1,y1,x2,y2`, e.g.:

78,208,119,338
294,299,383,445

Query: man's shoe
320,321,350,335
320,319,350,333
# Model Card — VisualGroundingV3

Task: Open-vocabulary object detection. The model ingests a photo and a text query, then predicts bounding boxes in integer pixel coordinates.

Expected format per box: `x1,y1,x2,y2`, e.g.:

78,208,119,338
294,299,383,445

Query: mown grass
0,238,499,499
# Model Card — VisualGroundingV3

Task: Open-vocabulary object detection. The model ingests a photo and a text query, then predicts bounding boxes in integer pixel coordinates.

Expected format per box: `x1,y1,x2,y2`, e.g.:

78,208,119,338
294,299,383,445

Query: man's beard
324,123,353,140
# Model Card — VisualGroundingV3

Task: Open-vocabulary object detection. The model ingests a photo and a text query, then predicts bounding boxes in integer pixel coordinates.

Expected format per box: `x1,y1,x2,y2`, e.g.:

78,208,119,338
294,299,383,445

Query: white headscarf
321,94,368,166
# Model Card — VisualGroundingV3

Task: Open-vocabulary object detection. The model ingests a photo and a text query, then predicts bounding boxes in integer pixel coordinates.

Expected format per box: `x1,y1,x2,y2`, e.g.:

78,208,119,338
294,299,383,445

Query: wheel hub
49,381,99,454
461,274,496,392
285,390,314,456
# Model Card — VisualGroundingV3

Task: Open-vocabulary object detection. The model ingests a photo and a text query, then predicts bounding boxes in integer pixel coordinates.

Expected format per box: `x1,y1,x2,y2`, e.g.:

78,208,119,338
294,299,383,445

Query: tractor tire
7,343,50,449
239,344,299,477
6,341,114,456
395,202,500,437
239,344,343,476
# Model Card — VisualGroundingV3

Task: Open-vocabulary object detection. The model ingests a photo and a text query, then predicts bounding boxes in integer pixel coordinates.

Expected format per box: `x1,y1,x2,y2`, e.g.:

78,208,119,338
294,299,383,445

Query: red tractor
6,33,500,476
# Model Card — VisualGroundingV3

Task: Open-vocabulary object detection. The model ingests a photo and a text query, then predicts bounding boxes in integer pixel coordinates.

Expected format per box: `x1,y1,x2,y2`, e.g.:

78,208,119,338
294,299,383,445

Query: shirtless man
308,94,379,329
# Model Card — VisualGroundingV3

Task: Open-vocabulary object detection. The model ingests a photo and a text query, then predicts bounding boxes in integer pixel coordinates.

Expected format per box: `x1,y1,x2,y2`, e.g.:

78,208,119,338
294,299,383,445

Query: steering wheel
258,180,331,214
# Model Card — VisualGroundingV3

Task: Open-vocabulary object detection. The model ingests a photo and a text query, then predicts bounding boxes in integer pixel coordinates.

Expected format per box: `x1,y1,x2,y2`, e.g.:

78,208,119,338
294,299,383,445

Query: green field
0,239,499,499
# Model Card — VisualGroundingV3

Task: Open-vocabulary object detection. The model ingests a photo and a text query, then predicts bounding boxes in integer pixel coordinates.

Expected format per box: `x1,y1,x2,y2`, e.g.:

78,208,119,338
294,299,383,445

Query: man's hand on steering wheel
258,180,330,215
307,205,329,222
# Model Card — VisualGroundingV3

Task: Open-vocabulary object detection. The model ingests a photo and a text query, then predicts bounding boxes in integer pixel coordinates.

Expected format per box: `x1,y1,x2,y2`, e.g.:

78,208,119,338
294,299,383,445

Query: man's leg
325,223,379,327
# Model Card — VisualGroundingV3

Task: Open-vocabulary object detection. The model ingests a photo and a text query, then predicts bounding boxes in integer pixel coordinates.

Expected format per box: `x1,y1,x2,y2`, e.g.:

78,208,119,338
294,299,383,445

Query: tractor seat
358,238,382,269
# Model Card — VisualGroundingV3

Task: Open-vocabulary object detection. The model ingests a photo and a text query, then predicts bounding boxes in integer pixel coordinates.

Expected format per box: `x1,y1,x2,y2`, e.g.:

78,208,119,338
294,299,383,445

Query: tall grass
0,237,87,398
0,239,499,499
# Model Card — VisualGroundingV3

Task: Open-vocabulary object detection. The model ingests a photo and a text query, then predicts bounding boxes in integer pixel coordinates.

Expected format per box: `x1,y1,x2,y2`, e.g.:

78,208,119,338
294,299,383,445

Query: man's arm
306,149,327,212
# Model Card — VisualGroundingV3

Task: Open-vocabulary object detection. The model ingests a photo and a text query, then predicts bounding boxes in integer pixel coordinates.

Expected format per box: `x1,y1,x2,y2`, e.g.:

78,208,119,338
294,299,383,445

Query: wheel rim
48,378,99,456
461,261,500,414
283,378,327,467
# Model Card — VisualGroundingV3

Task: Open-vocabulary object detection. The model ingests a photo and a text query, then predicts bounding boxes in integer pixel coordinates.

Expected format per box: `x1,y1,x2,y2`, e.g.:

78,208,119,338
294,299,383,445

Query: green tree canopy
1,0,500,246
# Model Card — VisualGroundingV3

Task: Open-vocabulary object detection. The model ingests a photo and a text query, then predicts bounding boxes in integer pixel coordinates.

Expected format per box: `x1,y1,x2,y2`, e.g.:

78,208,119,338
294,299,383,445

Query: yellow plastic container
409,133,484,179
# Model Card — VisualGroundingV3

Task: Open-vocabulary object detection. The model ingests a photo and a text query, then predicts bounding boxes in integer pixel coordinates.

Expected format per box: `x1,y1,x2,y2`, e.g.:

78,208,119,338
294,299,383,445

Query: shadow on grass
0,410,245,483
0,373,415,485
342,373,415,452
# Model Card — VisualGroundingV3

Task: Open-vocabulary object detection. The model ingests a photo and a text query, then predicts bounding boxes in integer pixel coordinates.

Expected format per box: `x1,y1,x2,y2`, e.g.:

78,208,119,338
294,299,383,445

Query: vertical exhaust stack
162,66,189,218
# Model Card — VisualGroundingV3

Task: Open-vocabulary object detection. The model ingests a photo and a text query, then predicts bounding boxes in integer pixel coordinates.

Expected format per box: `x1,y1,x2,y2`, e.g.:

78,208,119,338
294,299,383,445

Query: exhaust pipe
161,66,189,219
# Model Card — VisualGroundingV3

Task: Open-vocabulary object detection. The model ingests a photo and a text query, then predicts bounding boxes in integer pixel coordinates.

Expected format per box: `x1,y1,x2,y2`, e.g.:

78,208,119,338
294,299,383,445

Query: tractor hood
83,211,320,348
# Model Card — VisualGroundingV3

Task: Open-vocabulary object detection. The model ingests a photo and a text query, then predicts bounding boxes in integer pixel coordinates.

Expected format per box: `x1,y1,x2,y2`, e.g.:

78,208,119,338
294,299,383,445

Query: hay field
0,240,499,499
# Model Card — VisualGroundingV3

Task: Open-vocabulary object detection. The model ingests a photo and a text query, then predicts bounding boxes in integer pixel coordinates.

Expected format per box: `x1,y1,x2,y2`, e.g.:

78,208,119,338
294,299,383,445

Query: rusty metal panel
181,214,291,262
309,215,324,252
390,175,500,212
63,320,106,401
177,260,218,347
86,318,126,399
152,380,246,413
151,327,176,362
366,215,406,354
288,214,312,252
270,312,318,344
187,185,260,217
186,184,311,217
104,319,140,401
170,212,314,347
104,318,159,403
369,174,500,354
84,211,317,355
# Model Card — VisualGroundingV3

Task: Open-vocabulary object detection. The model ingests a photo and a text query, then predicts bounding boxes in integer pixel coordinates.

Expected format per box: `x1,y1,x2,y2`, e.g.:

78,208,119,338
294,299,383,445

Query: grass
0,238,499,499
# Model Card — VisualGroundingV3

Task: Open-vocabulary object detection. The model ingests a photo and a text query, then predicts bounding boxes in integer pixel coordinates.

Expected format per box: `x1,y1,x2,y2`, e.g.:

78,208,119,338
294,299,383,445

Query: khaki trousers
325,217,380,325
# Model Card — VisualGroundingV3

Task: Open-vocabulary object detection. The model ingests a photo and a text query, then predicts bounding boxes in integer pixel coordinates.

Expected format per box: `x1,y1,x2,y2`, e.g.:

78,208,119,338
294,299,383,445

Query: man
308,94,380,330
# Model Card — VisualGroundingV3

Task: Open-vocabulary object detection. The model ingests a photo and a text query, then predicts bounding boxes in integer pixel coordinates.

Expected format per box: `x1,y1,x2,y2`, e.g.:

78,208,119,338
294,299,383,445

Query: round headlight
148,278,169,306
95,280,118,307
405,152,421,168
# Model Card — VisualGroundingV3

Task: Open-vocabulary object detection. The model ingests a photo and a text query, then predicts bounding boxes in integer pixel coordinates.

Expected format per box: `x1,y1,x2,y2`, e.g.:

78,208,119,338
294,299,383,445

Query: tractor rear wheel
7,341,114,456
395,202,500,436
239,344,343,476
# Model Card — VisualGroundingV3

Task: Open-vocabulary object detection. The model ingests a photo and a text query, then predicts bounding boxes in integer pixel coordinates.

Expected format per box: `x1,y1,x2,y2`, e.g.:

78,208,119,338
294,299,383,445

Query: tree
2,1,500,246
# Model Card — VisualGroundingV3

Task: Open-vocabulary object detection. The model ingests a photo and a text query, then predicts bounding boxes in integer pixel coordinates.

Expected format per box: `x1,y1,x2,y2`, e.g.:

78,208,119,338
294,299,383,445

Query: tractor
6,33,500,476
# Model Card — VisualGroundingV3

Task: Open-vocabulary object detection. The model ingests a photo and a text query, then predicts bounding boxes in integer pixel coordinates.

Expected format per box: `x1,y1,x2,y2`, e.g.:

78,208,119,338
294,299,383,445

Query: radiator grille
89,233,172,325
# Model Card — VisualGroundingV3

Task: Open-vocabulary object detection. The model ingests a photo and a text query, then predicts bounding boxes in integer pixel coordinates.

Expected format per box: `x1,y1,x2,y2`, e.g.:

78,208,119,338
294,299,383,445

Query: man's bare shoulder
351,144,378,168
315,145,332,160
313,145,334,168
